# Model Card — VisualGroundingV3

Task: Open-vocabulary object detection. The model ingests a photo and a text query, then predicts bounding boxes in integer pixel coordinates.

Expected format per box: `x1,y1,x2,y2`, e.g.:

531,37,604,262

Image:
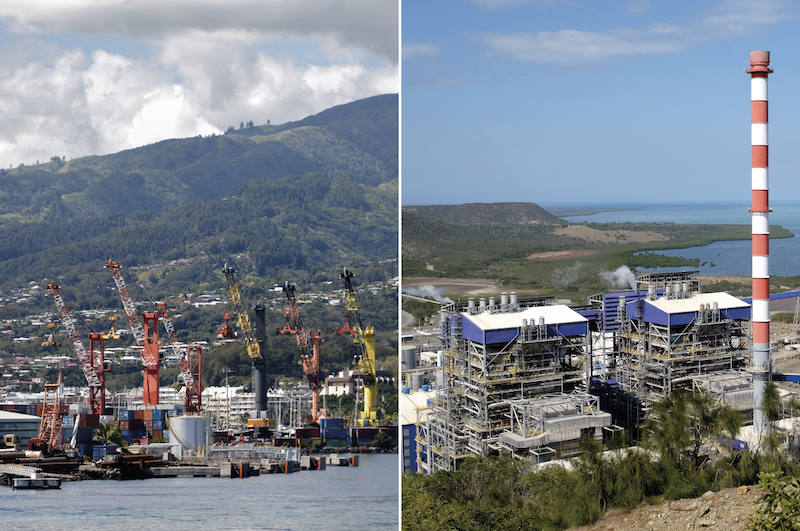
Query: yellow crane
337,268,380,427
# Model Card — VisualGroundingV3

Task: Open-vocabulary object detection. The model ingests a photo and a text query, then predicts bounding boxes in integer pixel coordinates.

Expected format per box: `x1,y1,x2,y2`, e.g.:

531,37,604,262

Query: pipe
747,50,772,435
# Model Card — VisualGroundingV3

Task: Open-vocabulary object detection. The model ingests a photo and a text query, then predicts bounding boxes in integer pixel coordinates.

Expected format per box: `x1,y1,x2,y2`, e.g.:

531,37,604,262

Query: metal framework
337,268,379,427
418,300,597,473
34,382,63,452
498,393,609,462
278,282,323,425
46,282,105,414
617,297,749,403
156,302,202,412
106,260,161,406
221,264,263,363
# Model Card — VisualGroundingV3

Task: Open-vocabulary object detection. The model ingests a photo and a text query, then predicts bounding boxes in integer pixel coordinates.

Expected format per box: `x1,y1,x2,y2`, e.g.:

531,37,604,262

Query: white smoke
403,285,454,304
552,263,583,287
600,266,636,290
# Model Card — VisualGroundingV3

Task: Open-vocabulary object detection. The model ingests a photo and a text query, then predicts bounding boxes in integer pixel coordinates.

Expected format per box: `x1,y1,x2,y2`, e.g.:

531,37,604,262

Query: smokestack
747,51,772,435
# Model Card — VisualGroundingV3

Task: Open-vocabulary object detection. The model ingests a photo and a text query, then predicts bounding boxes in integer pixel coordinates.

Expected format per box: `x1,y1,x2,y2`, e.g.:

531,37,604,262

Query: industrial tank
401,345,416,371
168,415,211,455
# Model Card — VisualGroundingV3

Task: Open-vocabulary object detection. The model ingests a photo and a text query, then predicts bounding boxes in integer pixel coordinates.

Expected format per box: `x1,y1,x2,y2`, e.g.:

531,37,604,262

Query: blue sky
0,1,398,168
402,0,799,206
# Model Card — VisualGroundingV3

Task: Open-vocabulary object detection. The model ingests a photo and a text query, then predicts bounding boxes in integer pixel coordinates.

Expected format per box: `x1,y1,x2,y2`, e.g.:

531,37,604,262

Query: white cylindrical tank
169,415,211,454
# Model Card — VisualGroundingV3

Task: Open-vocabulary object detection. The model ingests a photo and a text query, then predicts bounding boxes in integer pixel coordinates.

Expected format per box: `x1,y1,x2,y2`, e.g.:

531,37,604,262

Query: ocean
0,452,398,530
542,200,800,278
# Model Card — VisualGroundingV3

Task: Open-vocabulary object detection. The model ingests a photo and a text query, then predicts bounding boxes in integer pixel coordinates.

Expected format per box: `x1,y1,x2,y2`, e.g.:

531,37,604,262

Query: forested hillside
0,95,398,387
0,94,397,224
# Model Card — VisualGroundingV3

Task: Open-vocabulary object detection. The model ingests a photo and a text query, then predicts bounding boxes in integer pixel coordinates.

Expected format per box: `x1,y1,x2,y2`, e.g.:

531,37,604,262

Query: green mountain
0,94,397,225
0,95,398,300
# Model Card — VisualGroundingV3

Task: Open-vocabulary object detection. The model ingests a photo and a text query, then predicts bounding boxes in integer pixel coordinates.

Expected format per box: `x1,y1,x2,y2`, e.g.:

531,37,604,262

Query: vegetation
403,204,797,302
402,390,800,530
747,471,800,530
0,94,397,224
93,422,123,446
0,94,399,392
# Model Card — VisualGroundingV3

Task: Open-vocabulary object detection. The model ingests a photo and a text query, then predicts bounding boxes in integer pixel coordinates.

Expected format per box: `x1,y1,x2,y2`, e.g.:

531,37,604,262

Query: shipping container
93,445,120,460
324,437,348,448
322,428,348,439
118,409,131,421
80,413,100,429
295,427,320,439
153,419,163,430
320,417,345,429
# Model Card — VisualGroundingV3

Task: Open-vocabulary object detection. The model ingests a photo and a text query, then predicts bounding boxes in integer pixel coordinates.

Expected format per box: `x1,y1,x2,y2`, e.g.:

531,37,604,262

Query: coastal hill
402,201,782,299
403,202,566,227
0,95,398,299
0,94,397,224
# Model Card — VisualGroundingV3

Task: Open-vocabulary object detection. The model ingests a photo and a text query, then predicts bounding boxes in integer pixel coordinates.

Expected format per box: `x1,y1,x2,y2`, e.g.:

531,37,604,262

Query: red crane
277,281,323,425
217,312,237,339
45,282,107,415
106,260,202,411
106,260,161,406
155,302,202,413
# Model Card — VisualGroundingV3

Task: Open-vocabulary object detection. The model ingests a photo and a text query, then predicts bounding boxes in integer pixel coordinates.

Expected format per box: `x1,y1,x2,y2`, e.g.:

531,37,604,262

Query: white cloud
402,42,440,62
0,1,398,167
474,0,793,65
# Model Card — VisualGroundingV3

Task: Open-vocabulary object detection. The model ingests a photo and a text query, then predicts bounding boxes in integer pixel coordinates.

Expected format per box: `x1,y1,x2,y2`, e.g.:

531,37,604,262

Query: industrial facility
0,262,396,485
401,52,800,475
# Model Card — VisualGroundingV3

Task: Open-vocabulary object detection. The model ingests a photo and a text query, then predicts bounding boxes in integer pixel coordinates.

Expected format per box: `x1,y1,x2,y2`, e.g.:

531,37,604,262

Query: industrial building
408,292,614,472
402,272,762,474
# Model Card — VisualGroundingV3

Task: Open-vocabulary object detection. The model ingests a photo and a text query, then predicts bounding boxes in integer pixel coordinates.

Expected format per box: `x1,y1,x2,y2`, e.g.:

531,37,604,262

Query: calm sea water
0,453,398,530
542,201,800,278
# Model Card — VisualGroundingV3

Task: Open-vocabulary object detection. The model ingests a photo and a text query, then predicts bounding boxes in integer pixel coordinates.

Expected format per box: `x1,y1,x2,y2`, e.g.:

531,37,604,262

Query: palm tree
93,422,123,446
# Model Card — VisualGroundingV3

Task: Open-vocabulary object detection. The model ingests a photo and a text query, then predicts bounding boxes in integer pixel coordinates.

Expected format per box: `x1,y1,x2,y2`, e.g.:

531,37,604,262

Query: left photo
0,2,399,528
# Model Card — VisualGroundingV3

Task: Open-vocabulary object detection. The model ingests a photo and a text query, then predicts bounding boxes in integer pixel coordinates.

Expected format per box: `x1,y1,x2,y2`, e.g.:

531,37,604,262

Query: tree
239,121,244,129
747,471,800,530
372,431,394,450
93,422,123,446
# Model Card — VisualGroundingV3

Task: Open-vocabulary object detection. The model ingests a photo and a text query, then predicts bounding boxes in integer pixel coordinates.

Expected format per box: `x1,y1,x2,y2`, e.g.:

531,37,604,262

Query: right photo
400,1,800,529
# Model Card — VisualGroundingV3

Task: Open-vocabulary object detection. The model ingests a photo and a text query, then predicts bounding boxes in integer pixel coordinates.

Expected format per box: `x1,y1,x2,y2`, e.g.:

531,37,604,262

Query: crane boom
105,260,161,405
106,260,147,354
46,282,105,414
222,264,263,361
337,268,379,427
155,302,202,412
278,282,323,424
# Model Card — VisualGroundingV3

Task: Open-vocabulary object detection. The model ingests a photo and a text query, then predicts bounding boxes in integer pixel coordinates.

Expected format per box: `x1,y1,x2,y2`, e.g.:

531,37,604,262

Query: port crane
45,282,107,415
277,281,323,425
222,264,268,413
217,312,237,339
28,378,64,453
106,260,202,411
337,268,380,427
155,301,202,412
106,260,161,405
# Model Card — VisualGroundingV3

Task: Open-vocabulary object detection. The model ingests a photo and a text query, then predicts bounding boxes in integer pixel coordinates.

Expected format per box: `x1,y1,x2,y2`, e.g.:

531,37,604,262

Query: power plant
402,51,800,474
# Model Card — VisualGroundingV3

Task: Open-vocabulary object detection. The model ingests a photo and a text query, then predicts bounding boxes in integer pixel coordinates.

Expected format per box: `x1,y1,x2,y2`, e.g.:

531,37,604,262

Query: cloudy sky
402,0,799,205
0,0,398,168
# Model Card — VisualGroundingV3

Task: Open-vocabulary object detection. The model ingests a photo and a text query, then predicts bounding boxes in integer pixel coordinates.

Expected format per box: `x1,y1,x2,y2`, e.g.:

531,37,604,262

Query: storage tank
168,415,211,456
402,346,417,372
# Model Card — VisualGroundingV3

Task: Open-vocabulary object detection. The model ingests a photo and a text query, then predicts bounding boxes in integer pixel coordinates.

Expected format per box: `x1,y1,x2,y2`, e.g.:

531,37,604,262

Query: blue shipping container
320,418,345,429
322,428,348,439
118,409,131,420
153,419,164,430
93,445,120,460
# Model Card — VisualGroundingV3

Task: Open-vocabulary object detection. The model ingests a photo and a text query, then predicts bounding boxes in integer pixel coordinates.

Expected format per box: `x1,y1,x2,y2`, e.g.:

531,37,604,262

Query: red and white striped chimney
747,51,772,435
